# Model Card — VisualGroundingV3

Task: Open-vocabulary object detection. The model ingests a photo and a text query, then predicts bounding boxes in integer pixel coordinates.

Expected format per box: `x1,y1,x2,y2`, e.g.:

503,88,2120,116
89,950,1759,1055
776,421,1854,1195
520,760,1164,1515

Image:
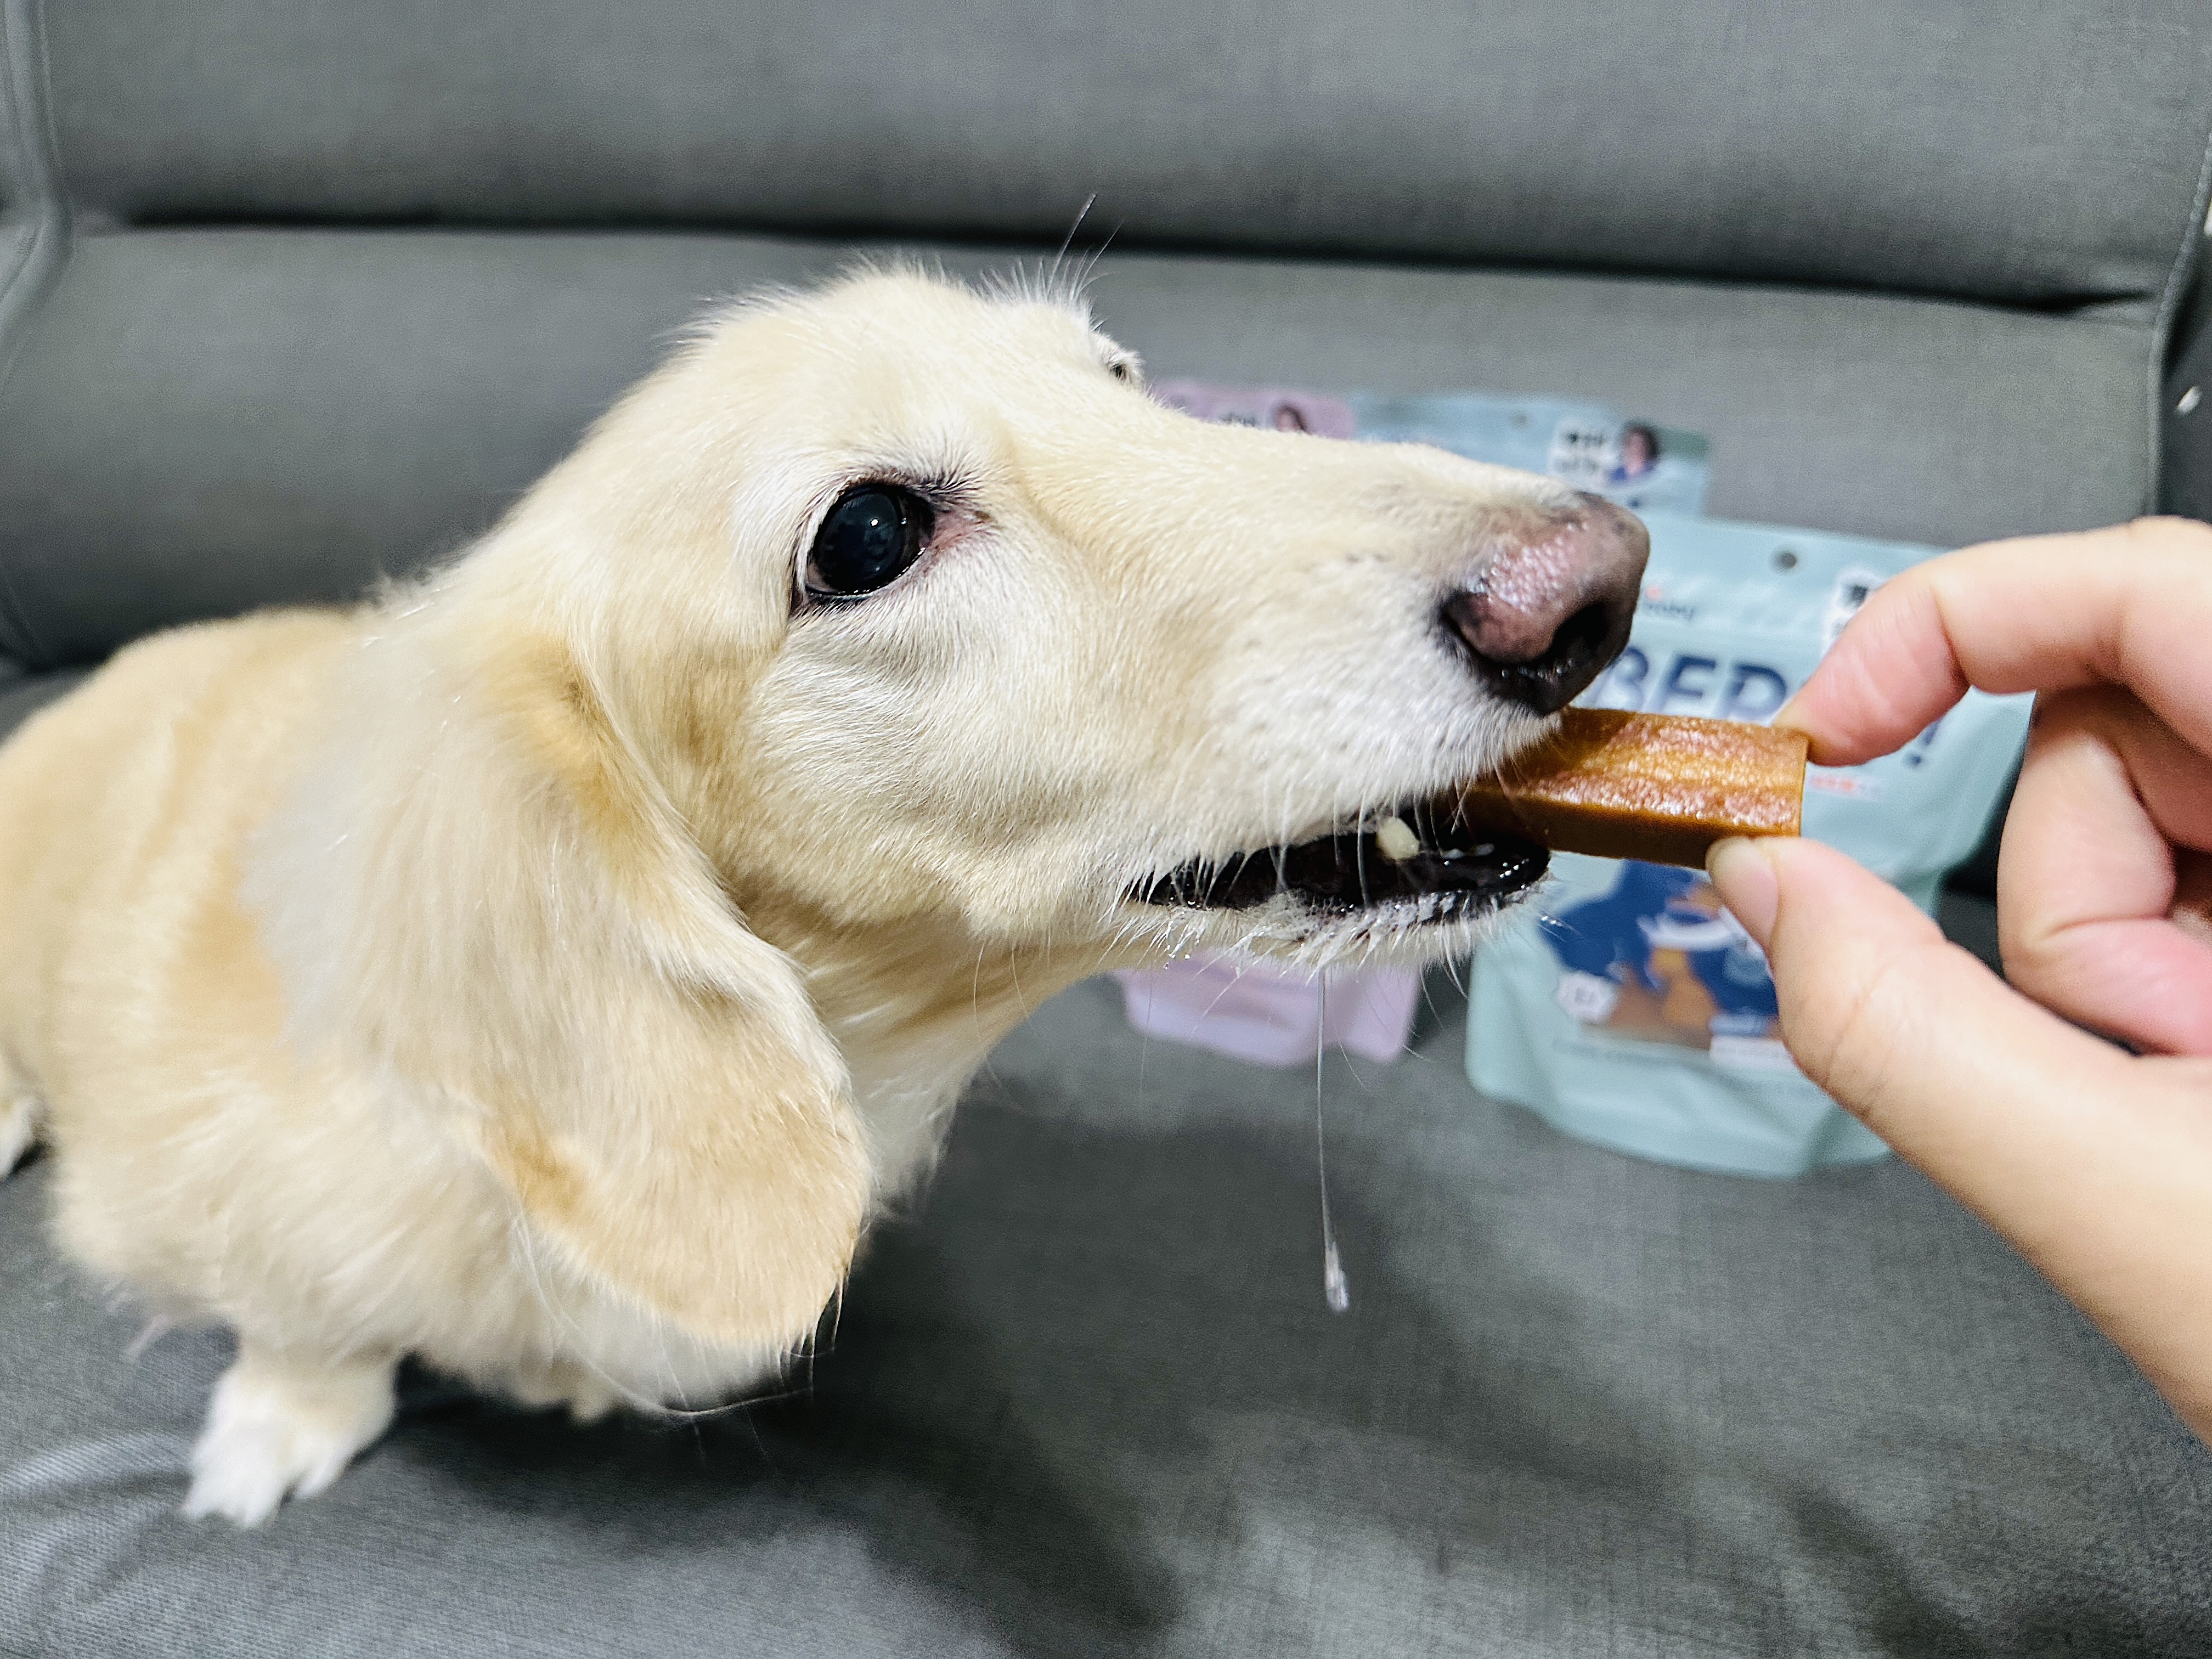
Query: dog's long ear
461,950,870,1353
471,636,872,1349
264,628,872,1352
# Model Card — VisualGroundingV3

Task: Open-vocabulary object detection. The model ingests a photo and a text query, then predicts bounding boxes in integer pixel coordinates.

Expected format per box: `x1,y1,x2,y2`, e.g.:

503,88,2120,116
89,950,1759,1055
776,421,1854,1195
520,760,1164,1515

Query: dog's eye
1108,357,1135,383
805,485,933,599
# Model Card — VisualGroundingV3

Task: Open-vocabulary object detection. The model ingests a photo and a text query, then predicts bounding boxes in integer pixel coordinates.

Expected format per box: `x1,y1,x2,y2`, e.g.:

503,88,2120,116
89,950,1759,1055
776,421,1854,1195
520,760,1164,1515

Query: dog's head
267,268,1647,1355
507,268,1647,977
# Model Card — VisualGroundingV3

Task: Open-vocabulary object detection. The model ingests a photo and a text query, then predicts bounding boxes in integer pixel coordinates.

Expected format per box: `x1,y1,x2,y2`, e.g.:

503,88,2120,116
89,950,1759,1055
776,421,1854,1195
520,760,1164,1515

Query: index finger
1780,519,2212,766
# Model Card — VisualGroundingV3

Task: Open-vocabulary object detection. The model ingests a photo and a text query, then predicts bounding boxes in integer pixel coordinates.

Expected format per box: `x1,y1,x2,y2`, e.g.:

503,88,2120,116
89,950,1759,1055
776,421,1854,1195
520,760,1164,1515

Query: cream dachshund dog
0,270,1645,1524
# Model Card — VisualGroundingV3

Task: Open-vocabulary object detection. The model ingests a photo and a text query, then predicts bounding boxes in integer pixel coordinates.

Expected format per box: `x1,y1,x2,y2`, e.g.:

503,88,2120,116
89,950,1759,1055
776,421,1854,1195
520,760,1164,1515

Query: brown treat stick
1455,708,1808,868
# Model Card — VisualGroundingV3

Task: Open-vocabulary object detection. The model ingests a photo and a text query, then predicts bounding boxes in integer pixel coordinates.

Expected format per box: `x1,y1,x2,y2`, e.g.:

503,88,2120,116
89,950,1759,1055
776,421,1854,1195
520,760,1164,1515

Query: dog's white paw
0,1091,40,1176
183,1347,396,1526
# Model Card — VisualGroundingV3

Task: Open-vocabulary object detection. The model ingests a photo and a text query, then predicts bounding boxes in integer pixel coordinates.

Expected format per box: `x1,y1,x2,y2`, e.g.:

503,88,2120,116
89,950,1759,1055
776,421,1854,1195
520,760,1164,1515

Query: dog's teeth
1375,815,1420,862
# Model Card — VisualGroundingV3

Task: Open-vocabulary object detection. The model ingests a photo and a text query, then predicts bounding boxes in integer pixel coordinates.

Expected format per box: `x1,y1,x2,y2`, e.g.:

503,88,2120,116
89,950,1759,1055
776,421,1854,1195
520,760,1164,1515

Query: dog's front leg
183,1340,397,1526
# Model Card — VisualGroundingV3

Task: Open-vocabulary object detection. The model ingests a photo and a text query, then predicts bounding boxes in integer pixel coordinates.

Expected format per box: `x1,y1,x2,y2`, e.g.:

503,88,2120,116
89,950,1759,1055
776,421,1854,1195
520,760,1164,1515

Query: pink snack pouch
1113,955,1423,1069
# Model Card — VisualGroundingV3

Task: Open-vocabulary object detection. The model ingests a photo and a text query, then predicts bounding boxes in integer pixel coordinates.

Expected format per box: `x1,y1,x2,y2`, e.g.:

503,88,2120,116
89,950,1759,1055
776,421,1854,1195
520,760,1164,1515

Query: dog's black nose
1444,494,1650,715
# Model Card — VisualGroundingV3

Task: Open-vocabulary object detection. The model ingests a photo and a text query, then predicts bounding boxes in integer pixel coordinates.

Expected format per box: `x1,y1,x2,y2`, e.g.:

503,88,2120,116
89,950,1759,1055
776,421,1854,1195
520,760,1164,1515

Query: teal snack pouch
1465,511,2030,1178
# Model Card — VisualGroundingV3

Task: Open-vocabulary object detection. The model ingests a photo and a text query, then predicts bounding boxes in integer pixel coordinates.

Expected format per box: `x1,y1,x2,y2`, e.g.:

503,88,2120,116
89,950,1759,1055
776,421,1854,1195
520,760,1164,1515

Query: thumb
1706,837,2122,1197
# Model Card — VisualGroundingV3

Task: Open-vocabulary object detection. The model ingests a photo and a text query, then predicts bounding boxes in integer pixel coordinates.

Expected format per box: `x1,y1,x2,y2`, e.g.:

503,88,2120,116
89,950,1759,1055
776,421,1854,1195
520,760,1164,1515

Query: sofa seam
0,0,69,670
2147,103,2212,515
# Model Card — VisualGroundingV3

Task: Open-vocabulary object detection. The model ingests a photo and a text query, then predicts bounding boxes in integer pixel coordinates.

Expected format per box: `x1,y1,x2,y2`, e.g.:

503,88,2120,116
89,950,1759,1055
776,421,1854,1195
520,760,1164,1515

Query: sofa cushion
0,229,2171,669
39,0,2212,308
5,979,2209,1657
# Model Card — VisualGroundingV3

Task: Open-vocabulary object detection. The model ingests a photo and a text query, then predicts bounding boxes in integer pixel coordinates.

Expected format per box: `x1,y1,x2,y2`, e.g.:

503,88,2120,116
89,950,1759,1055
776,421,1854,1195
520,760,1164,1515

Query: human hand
1705,518,2212,1440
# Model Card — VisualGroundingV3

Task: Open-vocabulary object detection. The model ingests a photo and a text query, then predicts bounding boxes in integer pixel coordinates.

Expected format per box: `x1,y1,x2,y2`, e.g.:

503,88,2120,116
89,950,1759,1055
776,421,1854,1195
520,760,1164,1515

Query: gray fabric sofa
5,4,2212,1654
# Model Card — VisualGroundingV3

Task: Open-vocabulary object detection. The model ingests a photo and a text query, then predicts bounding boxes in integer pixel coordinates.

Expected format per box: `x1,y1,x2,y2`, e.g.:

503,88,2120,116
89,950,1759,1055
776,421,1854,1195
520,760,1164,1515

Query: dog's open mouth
1137,794,1548,921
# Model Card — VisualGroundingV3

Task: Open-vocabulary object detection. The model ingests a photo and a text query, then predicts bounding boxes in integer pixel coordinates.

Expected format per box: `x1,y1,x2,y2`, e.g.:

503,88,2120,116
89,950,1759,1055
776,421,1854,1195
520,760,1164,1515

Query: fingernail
1771,695,1808,733
1706,837,1779,948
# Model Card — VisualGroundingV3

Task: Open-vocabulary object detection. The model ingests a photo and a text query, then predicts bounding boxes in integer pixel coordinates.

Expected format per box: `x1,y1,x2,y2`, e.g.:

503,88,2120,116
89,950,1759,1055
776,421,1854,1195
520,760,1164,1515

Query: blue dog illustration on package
1539,862,1778,1048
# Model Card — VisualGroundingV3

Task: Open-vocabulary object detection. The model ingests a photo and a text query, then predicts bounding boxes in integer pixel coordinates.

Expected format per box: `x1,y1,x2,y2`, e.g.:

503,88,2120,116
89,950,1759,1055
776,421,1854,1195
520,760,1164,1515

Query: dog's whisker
1049,193,1098,288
